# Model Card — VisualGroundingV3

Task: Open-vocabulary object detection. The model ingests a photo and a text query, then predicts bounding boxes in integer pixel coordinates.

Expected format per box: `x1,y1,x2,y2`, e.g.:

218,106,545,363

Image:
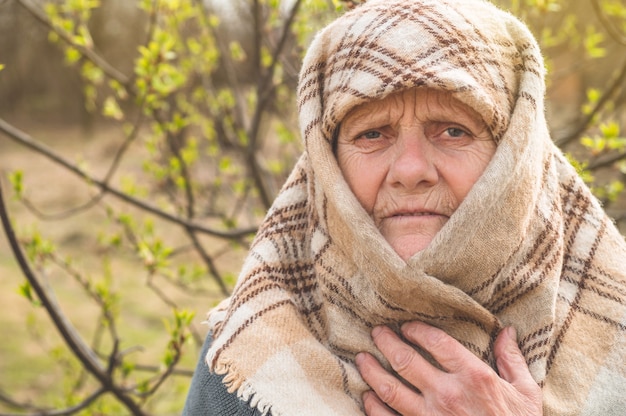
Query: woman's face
336,88,496,261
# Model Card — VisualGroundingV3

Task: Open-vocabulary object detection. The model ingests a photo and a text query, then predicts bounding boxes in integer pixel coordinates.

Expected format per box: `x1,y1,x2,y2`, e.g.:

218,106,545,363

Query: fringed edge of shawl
208,358,276,416
205,300,278,416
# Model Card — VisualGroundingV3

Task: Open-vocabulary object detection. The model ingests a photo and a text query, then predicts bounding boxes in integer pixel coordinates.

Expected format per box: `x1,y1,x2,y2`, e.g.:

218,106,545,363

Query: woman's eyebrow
344,111,391,129
423,106,485,126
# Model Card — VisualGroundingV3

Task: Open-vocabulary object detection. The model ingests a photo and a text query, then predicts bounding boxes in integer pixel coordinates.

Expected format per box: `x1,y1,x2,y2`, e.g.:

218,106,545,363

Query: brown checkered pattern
205,1,626,415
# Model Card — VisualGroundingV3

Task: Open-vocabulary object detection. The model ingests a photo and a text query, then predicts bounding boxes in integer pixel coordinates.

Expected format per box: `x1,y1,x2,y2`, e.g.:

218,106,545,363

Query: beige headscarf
206,0,626,415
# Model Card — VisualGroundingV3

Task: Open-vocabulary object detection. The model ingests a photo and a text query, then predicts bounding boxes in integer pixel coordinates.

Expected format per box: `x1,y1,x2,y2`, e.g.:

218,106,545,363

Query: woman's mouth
389,211,447,218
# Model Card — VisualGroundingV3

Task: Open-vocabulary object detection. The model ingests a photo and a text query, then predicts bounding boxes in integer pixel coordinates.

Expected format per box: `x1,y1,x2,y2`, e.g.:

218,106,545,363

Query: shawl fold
206,0,626,414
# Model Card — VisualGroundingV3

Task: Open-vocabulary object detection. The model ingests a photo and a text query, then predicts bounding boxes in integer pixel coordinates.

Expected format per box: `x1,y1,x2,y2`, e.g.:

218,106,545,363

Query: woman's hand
355,322,543,415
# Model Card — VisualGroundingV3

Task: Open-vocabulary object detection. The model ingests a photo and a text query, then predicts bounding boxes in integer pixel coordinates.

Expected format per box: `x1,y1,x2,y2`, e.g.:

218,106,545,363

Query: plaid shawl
205,0,626,415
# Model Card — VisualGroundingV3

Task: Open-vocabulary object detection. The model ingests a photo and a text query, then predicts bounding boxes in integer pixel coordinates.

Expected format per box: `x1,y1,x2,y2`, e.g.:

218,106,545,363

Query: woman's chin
389,236,434,261
380,216,447,261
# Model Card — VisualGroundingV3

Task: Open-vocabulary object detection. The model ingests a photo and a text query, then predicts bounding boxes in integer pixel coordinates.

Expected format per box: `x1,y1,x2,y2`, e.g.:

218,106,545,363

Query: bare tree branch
247,0,304,209
591,0,626,46
555,58,626,147
18,109,145,221
588,151,626,170
0,182,146,415
192,0,249,136
131,363,194,377
0,387,105,416
186,228,230,296
0,118,258,239
15,0,130,86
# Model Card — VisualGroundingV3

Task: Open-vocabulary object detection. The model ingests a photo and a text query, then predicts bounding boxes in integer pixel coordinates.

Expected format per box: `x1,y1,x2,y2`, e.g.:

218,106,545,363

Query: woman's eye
446,127,468,138
360,130,382,140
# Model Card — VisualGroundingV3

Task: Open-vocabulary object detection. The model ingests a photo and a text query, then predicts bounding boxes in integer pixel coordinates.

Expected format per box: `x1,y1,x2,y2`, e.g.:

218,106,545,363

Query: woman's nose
387,134,439,190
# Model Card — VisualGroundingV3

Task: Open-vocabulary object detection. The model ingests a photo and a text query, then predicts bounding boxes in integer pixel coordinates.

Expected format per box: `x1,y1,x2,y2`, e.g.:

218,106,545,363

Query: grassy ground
0,121,238,414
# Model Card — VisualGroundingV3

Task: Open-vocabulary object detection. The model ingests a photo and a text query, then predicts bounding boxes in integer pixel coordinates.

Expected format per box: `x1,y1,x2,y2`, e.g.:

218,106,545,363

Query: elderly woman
184,0,626,415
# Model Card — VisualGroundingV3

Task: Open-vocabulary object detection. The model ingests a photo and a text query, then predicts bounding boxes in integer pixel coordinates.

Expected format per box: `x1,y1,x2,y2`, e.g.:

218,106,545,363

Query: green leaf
229,41,247,62
137,379,150,394
109,79,129,100
18,282,41,307
260,46,273,68
81,61,104,84
24,230,56,262
9,170,24,199
606,180,624,202
162,349,175,367
607,137,626,151
222,217,237,229
103,96,124,120
223,272,237,287
121,361,135,378
277,122,297,144
584,25,606,59
580,135,605,155
600,121,620,140
587,88,601,104
64,47,81,64
618,160,626,176
204,13,219,27
174,309,195,327
267,160,284,174
565,153,594,184
219,157,232,171
216,89,235,110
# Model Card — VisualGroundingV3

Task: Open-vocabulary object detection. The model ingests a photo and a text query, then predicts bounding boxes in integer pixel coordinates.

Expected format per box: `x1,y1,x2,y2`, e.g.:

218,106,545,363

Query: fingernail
507,326,518,343
400,321,416,334
371,325,384,338
355,352,365,366
400,322,410,333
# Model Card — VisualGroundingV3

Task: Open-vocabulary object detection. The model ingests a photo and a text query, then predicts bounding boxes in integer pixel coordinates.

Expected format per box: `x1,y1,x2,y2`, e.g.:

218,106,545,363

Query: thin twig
247,0,304,209
186,228,230,296
131,363,194,377
166,129,197,219
0,118,258,239
146,273,179,308
591,0,626,46
103,110,146,185
12,95,145,221
145,0,161,48
588,151,626,170
192,0,248,135
18,195,104,221
134,351,182,398
555,58,626,147
15,0,130,86
0,387,106,416
49,253,118,336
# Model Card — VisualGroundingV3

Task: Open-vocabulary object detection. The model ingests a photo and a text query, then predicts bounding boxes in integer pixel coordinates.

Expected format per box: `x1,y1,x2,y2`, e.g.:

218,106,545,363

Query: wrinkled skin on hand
356,322,543,416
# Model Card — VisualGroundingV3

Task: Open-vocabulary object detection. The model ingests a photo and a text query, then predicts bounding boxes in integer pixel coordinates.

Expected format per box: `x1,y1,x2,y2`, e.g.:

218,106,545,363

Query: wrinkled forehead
306,0,527,143
342,88,485,128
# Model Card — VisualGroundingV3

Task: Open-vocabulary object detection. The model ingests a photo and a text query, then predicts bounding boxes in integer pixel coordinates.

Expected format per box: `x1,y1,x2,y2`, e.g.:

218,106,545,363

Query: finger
356,351,424,415
370,325,441,388
494,327,542,398
400,321,479,374
362,391,398,416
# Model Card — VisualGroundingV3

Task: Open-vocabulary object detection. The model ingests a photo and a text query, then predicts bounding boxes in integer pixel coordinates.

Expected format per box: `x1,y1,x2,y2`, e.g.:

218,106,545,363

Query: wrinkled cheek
340,168,382,215
351,185,377,215
450,174,485,204
448,149,496,201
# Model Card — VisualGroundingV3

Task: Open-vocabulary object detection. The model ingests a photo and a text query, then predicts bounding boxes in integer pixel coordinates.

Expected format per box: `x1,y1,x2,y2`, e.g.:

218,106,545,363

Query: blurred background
0,0,625,414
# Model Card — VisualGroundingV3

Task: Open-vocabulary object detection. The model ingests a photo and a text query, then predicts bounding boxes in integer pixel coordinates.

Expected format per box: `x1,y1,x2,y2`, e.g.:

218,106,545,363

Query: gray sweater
183,334,266,416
